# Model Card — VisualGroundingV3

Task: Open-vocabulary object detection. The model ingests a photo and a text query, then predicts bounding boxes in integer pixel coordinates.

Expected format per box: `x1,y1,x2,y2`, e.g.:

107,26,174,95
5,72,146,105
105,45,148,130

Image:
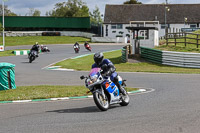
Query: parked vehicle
80,67,129,111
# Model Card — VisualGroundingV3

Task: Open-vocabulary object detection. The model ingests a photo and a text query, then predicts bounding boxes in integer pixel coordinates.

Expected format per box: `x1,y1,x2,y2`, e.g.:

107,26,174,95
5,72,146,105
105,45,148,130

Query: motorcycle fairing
103,80,119,97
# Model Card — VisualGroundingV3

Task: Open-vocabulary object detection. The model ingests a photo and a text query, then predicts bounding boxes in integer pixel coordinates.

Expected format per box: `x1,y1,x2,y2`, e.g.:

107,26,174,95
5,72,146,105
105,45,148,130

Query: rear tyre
93,91,109,111
120,88,130,106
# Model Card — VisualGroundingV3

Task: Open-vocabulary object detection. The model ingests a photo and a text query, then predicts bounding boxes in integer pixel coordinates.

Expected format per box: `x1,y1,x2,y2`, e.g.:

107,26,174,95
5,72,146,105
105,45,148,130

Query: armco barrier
140,46,200,68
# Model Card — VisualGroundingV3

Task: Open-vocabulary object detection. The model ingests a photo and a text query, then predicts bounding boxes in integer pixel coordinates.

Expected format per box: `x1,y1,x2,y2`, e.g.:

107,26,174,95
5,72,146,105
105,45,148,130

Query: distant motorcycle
28,50,37,63
74,45,80,53
84,43,91,51
41,45,50,52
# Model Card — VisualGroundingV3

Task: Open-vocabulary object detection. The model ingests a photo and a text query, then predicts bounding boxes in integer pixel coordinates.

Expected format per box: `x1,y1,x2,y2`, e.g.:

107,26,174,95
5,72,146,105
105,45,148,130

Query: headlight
91,77,97,82
87,75,98,85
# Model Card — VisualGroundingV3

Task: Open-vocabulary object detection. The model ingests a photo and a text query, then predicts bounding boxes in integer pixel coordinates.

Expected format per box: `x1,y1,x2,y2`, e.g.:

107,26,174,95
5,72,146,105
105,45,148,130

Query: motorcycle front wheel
93,91,109,111
29,55,35,63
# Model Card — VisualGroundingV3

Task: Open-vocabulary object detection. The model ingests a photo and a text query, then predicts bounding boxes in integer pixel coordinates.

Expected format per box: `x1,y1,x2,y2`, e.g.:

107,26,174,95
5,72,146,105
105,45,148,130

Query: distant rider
74,42,80,49
30,42,40,57
84,41,89,48
92,52,126,95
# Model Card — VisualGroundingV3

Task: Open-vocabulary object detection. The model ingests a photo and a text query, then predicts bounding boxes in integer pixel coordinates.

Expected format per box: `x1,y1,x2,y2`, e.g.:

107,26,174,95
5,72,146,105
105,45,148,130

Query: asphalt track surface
1,44,200,133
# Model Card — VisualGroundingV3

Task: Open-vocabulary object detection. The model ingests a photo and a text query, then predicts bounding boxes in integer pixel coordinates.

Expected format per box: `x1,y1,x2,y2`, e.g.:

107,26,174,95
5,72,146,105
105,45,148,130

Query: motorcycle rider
92,52,126,95
74,42,80,49
30,42,40,57
84,41,89,48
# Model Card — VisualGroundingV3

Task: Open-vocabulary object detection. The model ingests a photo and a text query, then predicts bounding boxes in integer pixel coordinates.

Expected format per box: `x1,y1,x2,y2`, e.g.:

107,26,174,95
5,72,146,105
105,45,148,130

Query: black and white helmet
94,52,104,65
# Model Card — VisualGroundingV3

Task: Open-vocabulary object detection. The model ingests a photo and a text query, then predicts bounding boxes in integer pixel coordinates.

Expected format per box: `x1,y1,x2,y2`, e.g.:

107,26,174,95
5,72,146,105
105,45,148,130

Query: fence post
166,28,168,45
175,33,176,46
184,32,187,47
197,35,199,48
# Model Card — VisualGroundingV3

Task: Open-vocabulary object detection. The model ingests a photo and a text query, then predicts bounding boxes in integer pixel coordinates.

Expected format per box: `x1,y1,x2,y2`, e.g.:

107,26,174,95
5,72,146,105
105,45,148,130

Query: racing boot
114,77,126,96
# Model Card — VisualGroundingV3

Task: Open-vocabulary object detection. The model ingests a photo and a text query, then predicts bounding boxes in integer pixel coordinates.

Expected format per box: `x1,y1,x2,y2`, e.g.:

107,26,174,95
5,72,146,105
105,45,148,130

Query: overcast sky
4,0,200,16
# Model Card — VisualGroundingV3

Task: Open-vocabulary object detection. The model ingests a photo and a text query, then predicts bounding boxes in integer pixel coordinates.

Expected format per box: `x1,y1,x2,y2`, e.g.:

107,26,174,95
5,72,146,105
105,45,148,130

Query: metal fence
140,46,200,68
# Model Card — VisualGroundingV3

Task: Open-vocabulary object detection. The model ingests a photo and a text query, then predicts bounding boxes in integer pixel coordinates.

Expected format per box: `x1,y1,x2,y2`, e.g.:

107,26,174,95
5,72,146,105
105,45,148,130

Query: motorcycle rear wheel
93,91,109,111
120,89,130,106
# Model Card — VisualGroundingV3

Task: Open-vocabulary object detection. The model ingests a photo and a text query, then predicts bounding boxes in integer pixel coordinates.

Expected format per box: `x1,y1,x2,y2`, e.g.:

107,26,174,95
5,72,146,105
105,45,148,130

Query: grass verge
0,36,90,46
55,50,200,74
0,85,138,101
0,50,15,57
0,49,30,57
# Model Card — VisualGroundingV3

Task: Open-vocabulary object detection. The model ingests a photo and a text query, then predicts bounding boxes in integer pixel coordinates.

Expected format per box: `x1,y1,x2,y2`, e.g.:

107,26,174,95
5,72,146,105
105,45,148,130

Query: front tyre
93,91,109,111
29,55,35,63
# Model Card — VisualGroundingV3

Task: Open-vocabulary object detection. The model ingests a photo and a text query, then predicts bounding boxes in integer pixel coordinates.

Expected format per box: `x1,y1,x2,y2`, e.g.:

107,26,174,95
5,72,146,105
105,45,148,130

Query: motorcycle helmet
94,52,104,65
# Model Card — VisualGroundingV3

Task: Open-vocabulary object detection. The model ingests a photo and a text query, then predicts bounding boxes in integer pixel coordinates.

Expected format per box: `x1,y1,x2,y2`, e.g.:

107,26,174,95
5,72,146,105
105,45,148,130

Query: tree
123,0,142,4
27,8,41,16
33,9,41,16
90,6,103,25
49,0,89,17
0,4,17,16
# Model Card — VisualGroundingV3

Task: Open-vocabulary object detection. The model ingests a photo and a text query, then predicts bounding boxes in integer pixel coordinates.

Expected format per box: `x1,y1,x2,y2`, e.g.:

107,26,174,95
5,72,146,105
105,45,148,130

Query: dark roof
104,4,200,24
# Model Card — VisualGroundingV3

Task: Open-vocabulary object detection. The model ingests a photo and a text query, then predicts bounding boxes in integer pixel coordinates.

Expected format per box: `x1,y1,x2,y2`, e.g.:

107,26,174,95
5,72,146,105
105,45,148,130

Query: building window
111,24,123,29
111,24,117,29
161,24,170,29
161,24,165,29
190,24,197,28
112,31,116,33
106,25,108,36
117,24,123,29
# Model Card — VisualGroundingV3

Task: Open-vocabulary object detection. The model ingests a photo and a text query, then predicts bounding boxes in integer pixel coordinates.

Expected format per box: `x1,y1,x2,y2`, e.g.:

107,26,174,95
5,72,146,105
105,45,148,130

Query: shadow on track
46,106,119,113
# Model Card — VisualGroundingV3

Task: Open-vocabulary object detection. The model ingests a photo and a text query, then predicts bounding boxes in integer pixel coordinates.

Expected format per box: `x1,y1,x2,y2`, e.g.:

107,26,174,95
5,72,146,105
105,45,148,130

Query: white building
103,4,200,38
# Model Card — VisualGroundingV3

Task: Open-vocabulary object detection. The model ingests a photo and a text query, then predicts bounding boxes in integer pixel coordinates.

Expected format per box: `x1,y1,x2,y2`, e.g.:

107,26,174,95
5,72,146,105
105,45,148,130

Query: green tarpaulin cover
0,62,16,90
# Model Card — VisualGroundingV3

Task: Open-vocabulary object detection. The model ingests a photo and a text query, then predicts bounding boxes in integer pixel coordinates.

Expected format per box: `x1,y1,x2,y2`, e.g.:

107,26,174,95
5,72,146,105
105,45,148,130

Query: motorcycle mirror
80,75,85,80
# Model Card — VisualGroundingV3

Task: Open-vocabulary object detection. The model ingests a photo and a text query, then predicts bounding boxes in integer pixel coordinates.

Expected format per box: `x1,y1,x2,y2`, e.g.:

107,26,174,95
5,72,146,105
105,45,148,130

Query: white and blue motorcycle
80,68,130,111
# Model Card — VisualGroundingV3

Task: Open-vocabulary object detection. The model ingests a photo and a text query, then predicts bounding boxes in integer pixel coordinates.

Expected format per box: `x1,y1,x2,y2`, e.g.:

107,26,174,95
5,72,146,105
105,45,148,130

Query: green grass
0,50,15,57
0,85,138,101
0,49,29,57
0,36,90,46
55,50,200,74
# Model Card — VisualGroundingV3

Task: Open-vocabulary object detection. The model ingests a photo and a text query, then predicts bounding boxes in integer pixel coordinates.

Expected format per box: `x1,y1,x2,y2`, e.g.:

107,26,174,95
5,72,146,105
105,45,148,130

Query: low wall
5,31,94,38
140,46,200,68
91,37,128,43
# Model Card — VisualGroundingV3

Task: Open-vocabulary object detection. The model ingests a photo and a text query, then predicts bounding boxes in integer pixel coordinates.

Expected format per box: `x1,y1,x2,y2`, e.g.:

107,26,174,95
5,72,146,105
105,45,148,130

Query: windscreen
89,68,101,76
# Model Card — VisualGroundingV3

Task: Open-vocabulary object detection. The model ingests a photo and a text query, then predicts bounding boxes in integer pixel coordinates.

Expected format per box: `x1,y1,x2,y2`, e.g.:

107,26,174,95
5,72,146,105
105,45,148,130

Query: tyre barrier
13,50,42,56
13,50,30,56
140,46,200,68
42,32,60,36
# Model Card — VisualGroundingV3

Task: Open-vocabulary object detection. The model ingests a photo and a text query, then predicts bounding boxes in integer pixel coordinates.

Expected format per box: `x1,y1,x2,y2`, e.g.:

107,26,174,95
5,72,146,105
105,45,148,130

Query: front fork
93,86,106,100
